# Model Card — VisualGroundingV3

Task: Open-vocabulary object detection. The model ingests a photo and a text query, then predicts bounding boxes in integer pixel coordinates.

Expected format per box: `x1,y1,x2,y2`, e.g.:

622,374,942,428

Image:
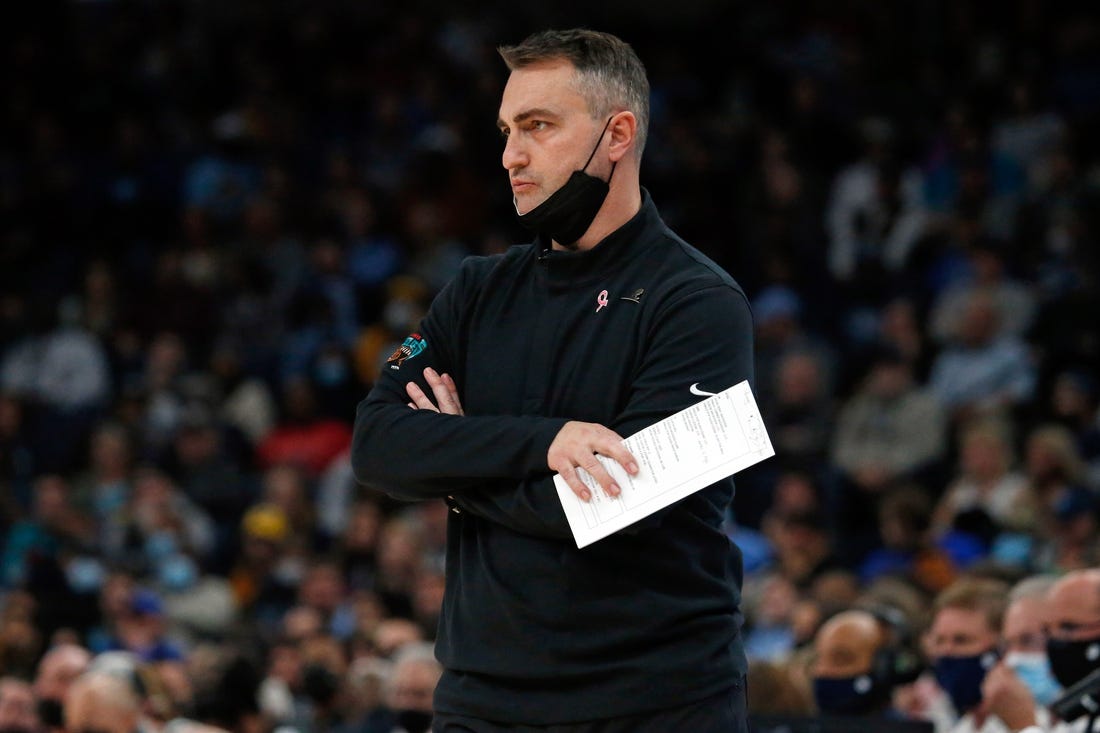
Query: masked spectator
923,578,1009,732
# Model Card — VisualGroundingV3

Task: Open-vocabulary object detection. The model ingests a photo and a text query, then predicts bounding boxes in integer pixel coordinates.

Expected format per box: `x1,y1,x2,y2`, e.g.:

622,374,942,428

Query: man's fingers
598,438,638,476
443,373,464,415
580,456,620,498
425,367,464,415
405,382,439,412
558,465,592,502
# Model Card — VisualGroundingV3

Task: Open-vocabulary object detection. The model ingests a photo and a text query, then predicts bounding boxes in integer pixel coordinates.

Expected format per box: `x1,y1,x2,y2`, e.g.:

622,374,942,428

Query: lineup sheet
553,380,774,548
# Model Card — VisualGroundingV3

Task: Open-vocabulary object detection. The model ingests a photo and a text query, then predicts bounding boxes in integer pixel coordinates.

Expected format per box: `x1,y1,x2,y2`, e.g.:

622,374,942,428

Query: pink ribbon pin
596,290,609,312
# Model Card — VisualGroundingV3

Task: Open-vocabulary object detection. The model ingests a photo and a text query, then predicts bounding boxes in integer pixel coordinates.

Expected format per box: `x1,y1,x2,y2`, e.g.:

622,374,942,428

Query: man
64,672,141,733
353,29,753,732
0,677,38,733
832,344,946,493
32,644,91,733
810,609,918,717
923,578,1010,733
996,569,1100,733
920,577,1065,733
385,643,442,733
1001,577,1061,708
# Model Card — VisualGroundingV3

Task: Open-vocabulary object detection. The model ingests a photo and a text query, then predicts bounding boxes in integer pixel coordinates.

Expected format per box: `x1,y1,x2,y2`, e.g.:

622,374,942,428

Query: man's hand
407,367,638,504
548,422,638,503
977,663,1038,732
407,367,464,415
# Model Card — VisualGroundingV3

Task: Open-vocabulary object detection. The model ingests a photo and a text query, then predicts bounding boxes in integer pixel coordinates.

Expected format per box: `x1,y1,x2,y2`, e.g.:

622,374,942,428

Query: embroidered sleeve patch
387,332,427,369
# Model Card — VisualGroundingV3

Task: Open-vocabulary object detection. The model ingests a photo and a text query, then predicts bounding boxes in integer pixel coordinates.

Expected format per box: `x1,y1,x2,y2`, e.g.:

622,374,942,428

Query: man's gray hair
498,29,651,156
1009,574,1059,604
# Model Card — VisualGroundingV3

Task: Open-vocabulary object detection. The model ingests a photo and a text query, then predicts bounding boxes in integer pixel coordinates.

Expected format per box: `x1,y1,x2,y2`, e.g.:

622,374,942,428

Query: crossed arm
352,282,754,541
406,367,638,504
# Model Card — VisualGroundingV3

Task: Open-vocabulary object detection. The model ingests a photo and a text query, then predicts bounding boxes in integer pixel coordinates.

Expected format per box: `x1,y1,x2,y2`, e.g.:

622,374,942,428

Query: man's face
64,697,134,733
388,661,440,712
1047,575,1100,643
497,59,606,214
925,607,999,659
812,621,877,678
1003,596,1047,654
34,648,90,702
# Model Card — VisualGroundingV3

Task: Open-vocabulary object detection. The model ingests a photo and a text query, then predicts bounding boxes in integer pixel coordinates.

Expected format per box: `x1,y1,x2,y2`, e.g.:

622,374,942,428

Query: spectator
833,345,947,493
832,345,947,562
102,467,215,575
72,422,134,529
335,499,383,592
1001,576,1061,707
0,677,38,733
825,119,929,304
1021,424,1091,535
65,672,142,733
922,578,1009,732
1045,370,1100,484
97,589,185,663
743,573,801,662
746,659,814,715
860,487,958,594
929,244,1036,345
32,644,91,733
928,291,1036,422
932,419,1035,537
228,504,299,630
383,642,440,733
0,394,37,513
334,657,393,733
257,380,352,478
809,609,921,717
1,475,92,589
208,342,277,447
752,287,835,416
764,509,841,590
766,350,834,469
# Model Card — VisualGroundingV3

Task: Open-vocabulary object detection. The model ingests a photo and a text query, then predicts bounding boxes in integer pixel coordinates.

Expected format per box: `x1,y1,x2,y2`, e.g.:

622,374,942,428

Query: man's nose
502,133,528,172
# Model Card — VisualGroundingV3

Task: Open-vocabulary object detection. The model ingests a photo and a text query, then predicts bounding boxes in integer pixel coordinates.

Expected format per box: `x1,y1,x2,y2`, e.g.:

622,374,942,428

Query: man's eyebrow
496,108,560,129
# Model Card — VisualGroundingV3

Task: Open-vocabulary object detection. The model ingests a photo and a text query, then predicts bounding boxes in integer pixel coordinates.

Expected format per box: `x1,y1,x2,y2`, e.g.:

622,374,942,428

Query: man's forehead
1051,575,1100,616
498,61,588,121
933,606,991,632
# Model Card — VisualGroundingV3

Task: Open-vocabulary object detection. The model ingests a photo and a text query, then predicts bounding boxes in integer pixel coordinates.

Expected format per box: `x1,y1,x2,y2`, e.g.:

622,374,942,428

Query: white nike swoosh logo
689,383,718,397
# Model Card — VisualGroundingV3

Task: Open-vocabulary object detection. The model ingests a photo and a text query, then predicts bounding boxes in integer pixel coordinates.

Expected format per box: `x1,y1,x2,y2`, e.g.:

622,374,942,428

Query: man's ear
607,111,637,163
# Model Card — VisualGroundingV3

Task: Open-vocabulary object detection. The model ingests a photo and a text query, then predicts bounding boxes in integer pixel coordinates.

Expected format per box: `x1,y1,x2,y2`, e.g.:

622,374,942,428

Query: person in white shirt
971,569,1100,733
924,577,1017,733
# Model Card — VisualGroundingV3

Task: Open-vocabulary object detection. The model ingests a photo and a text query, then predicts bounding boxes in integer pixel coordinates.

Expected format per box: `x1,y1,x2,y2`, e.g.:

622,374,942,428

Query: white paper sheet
553,380,774,548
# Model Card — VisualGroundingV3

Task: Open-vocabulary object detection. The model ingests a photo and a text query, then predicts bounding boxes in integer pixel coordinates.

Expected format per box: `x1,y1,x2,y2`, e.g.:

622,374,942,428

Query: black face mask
932,649,999,715
395,709,433,733
813,674,886,715
516,116,616,248
301,664,340,705
36,698,64,728
1047,634,1100,688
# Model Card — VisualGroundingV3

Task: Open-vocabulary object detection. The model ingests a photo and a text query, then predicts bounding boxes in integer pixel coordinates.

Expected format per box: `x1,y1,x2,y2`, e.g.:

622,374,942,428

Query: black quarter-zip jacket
352,191,754,724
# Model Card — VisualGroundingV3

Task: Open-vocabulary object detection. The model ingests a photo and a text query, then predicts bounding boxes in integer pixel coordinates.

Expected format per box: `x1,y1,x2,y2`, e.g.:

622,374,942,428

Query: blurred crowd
1,1,1099,732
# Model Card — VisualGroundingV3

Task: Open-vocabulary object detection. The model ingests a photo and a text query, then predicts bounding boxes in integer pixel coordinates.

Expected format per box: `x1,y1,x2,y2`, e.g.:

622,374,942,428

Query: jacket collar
535,188,661,289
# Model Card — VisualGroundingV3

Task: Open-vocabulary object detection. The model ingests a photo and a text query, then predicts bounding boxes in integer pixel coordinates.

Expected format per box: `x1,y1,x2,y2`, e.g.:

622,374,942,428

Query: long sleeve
351,256,570,501
456,282,755,541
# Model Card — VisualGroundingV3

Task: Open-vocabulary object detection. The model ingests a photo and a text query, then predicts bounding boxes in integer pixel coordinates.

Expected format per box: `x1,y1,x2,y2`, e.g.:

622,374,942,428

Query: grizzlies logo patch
388,332,427,369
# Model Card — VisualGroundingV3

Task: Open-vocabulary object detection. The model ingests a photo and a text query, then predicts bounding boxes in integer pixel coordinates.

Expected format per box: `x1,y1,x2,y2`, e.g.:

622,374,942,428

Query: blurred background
1,0,1099,731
